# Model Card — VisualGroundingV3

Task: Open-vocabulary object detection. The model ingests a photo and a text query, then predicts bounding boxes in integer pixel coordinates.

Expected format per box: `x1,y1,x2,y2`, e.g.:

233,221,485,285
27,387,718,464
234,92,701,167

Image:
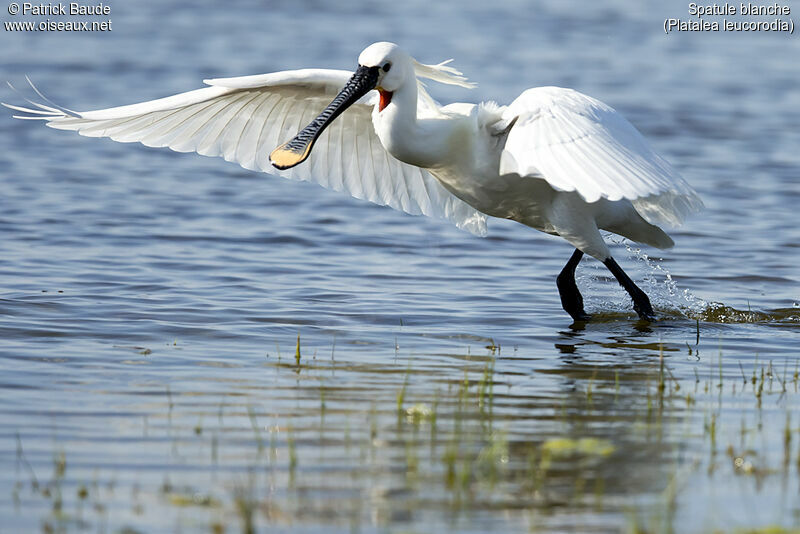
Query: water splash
617,238,799,324
619,240,708,316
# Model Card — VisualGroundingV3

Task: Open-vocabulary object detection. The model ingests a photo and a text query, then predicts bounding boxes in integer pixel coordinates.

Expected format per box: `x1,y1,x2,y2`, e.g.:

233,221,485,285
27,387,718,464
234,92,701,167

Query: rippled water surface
1,1,799,532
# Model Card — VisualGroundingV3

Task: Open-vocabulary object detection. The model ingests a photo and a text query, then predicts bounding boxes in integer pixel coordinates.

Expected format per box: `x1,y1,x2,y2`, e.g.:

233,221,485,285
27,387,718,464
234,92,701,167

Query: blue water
1,1,799,532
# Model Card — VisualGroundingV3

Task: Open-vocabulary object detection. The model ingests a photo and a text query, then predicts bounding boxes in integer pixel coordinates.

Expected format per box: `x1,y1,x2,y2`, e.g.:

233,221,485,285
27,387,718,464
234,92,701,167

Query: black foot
603,257,656,321
569,311,592,322
631,290,656,322
557,249,590,321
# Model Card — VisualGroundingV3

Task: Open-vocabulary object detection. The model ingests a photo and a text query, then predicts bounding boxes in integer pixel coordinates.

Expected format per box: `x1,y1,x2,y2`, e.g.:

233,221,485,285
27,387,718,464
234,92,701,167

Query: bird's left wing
4,71,487,236
497,86,702,227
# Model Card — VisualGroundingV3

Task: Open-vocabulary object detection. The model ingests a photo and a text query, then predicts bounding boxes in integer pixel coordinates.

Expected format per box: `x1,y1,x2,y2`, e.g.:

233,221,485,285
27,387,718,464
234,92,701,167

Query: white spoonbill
5,42,702,322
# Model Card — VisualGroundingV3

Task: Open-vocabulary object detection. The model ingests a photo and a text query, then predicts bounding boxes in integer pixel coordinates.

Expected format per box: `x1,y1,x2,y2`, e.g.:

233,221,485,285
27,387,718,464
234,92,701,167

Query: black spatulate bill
270,65,380,170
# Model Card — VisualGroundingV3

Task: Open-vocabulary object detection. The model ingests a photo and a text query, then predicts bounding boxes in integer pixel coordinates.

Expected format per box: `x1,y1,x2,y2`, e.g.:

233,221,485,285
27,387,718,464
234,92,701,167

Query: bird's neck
372,83,454,169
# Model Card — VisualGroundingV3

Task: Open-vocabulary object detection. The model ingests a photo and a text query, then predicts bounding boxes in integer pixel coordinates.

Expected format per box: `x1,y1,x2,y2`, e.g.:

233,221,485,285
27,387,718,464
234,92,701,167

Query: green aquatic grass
295,332,301,366
11,334,800,533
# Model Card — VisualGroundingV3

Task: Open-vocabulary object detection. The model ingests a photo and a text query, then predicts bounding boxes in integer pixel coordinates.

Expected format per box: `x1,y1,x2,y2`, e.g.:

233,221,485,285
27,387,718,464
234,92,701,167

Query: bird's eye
382,63,391,73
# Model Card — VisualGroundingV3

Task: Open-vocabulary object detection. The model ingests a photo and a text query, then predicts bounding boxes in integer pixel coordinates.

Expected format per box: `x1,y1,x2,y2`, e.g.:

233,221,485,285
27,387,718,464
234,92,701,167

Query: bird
4,42,702,322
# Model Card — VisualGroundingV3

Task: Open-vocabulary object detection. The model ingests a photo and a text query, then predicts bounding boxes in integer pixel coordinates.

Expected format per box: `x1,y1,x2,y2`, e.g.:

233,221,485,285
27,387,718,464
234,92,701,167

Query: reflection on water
1,0,799,532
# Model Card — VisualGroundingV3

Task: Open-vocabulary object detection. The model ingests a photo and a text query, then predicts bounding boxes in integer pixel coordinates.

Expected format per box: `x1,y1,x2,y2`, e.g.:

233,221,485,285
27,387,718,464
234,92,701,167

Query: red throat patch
378,90,393,112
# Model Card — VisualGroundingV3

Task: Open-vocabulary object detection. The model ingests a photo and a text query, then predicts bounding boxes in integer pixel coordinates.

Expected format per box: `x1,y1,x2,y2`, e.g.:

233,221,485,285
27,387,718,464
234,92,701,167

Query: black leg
603,257,656,321
556,249,591,321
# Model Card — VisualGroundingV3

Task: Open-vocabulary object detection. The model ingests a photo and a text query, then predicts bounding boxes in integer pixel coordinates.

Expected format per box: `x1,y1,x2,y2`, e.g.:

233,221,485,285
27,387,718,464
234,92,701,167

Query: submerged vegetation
11,328,800,534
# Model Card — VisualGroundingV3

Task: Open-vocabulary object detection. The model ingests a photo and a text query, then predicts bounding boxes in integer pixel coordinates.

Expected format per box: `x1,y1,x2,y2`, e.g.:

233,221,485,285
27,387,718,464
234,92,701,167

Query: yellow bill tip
270,142,312,170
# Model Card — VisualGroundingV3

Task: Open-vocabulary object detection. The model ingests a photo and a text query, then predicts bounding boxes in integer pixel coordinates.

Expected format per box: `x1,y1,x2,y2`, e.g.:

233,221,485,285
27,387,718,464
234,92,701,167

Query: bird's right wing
4,70,487,236
498,87,702,227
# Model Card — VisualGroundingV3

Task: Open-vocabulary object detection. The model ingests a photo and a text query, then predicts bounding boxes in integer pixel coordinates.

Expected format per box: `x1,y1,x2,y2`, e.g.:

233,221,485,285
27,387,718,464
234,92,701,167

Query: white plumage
4,41,702,321
500,87,701,226
6,69,487,236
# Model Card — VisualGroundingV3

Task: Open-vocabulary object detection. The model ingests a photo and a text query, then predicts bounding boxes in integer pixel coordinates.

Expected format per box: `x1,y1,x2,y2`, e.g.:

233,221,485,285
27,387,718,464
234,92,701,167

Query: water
1,1,799,532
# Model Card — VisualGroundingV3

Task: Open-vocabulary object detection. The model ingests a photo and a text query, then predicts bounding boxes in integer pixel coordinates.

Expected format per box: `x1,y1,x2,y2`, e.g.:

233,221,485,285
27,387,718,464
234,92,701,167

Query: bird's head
357,42,412,108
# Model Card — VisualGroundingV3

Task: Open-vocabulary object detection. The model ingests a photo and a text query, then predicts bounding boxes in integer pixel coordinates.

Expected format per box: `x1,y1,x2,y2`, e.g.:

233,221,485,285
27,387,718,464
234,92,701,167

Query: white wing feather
499,87,702,226
5,70,487,236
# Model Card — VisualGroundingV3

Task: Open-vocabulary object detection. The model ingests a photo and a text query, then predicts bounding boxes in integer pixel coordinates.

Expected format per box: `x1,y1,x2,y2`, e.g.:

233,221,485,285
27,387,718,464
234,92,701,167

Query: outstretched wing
4,71,487,236
498,86,702,226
